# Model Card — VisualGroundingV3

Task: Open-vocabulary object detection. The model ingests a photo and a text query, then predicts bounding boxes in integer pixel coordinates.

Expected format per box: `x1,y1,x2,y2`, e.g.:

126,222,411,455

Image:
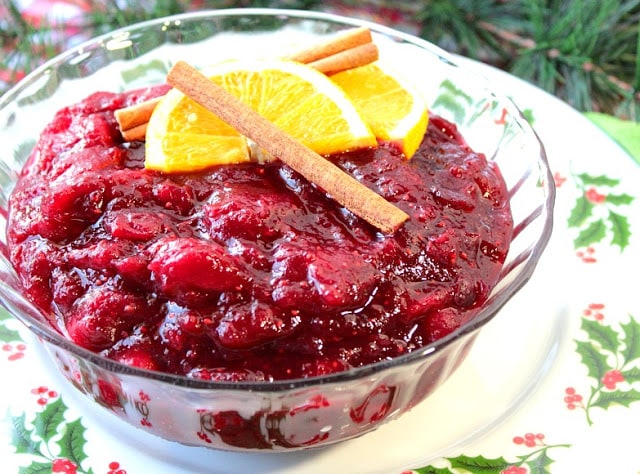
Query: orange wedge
330,63,429,159
145,59,377,173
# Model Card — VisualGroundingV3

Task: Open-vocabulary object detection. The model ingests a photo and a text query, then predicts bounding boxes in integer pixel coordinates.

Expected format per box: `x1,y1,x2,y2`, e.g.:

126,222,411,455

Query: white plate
1,58,638,474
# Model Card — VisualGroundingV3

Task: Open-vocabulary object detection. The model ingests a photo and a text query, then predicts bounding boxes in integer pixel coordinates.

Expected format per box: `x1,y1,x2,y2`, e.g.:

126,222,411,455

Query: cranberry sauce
7,87,513,381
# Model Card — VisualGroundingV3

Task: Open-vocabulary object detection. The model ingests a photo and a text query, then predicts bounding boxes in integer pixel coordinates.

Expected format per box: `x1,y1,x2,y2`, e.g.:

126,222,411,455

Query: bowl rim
0,7,556,392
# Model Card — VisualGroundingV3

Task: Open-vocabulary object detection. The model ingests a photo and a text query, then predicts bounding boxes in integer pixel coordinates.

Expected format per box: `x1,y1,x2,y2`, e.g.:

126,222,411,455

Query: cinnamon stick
115,96,161,130
121,122,148,142
308,42,378,75
167,60,408,234
283,26,372,64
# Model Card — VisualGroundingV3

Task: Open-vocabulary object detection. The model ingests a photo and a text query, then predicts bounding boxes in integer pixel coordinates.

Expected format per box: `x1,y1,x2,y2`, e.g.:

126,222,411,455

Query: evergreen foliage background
1,0,639,120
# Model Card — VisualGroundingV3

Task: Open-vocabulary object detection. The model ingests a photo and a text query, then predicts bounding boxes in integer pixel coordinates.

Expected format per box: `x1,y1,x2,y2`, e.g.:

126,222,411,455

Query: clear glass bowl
0,8,554,452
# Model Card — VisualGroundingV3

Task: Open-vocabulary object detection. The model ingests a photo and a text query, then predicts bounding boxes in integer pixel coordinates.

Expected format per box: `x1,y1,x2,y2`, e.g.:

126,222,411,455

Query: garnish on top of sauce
166,60,409,234
115,27,429,164
114,27,429,234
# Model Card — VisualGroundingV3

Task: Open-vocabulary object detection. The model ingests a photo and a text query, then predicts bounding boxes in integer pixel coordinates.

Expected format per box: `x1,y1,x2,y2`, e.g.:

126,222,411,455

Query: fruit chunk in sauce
7,86,513,381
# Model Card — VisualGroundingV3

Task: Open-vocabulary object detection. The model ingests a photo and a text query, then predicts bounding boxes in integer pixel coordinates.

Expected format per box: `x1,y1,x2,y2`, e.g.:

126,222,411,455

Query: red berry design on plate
513,432,545,448
31,385,58,406
576,245,597,263
564,387,584,410
585,187,606,204
501,466,527,474
52,458,77,474
107,461,127,474
583,303,605,321
494,107,508,125
553,172,566,188
602,369,625,390
138,390,151,402
2,342,26,361
0,310,26,358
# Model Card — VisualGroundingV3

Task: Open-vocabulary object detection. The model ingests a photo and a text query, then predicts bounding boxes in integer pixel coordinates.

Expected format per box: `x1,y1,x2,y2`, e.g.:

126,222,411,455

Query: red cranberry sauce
7,86,513,381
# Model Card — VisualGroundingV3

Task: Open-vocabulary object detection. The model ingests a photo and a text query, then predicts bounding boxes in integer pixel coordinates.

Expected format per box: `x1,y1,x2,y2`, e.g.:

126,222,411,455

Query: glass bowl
0,8,555,452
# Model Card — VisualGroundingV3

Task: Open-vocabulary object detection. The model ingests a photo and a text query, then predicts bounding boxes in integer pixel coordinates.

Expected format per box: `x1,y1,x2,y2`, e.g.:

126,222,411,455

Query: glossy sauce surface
7,86,513,381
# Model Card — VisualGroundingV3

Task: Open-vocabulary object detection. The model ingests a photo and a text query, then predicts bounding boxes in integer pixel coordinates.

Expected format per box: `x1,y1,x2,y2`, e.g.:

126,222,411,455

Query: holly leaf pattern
0,308,22,343
576,173,619,187
10,413,39,455
570,311,640,425
574,219,607,249
621,366,640,383
621,319,640,361
581,318,620,353
606,193,634,205
0,324,21,344
57,418,90,468
519,448,554,474
412,466,454,474
608,210,631,249
412,439,570,474
120,58,170,86
433,79,473,124
449,454,509,472
567,196,593,228
567,172,634,252
9,391,100,474
575,339,609,380
19,461,52,474
591,388,640,409
33,397,65,442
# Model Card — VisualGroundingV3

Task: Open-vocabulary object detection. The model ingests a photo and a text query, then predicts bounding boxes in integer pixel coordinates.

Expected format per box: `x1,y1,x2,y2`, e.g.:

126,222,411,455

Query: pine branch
416,0,640,120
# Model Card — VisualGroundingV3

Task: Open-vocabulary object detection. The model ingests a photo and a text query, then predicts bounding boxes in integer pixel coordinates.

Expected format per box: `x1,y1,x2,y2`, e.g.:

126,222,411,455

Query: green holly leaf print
412,466,454,474
605,193,635,205
575,339,610,381
521,108,535,124
574,218,607,249
621,367,640,383
10,413,38,454
519,448,554,474
608,210,632,250
18,461,52,474
567,196,594,228
120,58,170,86
57,418,90,468
592,388,640,409
449,454,509,472
576,173,620,187
621,319,640,361
33,397,66,442
0,308,22,343
433,79,473,124
0,323,21,343
581,318,620,354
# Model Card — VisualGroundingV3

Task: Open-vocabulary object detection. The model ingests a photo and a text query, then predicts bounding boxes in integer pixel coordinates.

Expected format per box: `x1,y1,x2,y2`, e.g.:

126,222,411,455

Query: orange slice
145,59,377,173
330,63,429,158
